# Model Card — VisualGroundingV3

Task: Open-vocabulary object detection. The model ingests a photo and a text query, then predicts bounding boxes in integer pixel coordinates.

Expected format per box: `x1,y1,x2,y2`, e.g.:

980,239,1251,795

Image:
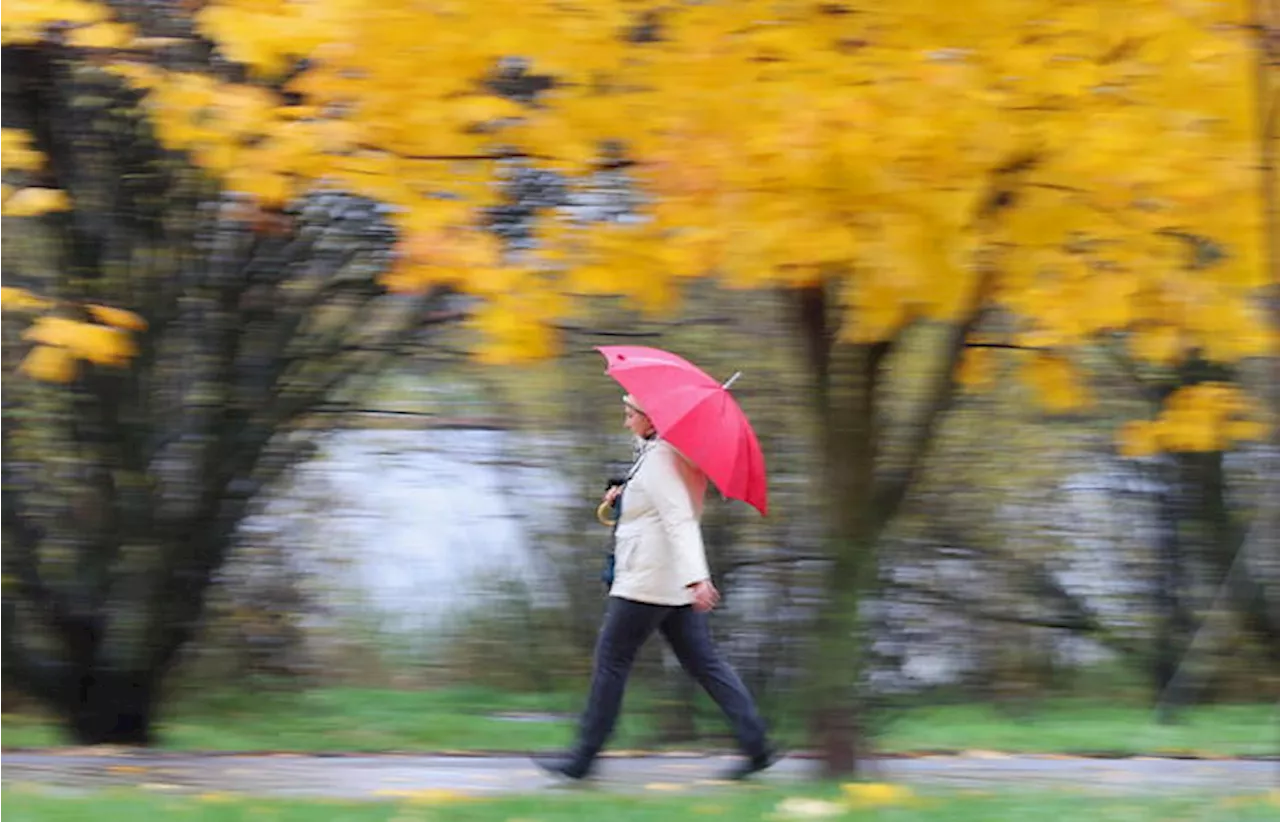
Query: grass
3,784,1278,822
3,687,1275,757
875,701,1277,757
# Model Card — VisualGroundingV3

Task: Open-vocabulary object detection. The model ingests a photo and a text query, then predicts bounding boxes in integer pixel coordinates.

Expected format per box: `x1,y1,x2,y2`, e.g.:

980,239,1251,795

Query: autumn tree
0,6,460,742
3,0,1275,772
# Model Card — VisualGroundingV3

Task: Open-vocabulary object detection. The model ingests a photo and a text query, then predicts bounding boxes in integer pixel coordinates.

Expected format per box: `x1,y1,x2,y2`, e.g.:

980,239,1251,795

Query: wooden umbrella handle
596,499,618,527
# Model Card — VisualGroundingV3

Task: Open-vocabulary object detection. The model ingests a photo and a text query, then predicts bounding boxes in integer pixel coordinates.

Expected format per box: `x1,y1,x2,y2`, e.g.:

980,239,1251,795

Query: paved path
3,752,1275,798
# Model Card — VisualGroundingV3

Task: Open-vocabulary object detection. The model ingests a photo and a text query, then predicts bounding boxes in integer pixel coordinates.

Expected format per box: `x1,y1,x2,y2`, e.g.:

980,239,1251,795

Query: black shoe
534,753,593,781
721,746,781,781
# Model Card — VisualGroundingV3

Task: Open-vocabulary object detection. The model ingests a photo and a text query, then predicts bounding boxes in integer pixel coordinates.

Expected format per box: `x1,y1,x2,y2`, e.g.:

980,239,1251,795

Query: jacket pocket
615,533,641,573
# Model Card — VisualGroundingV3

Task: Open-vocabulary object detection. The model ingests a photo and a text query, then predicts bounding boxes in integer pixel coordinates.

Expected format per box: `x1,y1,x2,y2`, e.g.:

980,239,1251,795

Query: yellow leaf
841,782,914,807
88,304,148,331
1157,414,1223,453
470,299,558,364
1128,325,1184,367
841,274,911,344
379,261,441,294
0,128,45,171
1080,271,1139,331
459,266,527,297
393,788,473,805
67,22,135,49
196,6,297,77
23,317,136,366
456,95,527,124
106,765,149,774
1224,418,1270,443
0,286,52,311
956,346,997,391
23,316,85,347
19,345,78,383
103,61,165,91
3,187,72,216
1021,353,1089,412
1118,420,1159,458
225,169,293,209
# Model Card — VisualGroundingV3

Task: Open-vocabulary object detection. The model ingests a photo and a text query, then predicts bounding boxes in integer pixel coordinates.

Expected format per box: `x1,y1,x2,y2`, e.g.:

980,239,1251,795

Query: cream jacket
609,438,711,606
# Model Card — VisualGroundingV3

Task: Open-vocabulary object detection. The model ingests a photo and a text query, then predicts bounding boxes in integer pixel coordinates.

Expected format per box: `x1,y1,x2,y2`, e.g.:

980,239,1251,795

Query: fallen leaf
642,782,684,792
107,764,150,774
372,788,474,805
841,782,915,807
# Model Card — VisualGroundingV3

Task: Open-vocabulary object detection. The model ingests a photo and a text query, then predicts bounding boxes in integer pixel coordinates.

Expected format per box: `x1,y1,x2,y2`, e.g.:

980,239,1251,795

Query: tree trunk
65,668,158,746
792,284,885,777
1152,459,1193,720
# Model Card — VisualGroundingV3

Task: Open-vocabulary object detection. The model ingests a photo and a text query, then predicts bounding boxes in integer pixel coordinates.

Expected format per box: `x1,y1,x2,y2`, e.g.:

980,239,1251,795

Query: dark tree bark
1151,458,1196,719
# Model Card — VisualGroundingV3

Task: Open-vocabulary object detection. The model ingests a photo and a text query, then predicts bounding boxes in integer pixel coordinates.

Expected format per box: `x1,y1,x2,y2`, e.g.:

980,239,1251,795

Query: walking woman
537,393,778,781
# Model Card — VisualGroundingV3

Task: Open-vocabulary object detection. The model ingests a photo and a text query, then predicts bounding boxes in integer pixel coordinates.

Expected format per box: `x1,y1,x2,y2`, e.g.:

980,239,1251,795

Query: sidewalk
3,751,1275,799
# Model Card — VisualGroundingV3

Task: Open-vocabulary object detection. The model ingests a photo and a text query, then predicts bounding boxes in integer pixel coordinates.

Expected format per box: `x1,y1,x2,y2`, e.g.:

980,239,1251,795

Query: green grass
3,785,1278,822
877,701,1278,756
3,687,1275,757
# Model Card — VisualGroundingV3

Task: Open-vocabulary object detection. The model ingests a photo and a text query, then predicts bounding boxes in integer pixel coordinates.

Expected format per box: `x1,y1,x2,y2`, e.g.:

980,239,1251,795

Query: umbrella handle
596,500,618,528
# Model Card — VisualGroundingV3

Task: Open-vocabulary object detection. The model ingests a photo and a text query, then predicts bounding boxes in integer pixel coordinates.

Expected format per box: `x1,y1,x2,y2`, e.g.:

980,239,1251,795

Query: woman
537,394,778,781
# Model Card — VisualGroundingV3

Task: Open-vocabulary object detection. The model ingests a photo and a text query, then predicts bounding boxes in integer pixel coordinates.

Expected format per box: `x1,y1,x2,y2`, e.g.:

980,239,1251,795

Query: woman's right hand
602,485,623,506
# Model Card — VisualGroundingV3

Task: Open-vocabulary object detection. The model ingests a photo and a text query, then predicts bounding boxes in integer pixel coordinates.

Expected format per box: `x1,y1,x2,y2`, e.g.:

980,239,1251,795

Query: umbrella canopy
597,345,768,516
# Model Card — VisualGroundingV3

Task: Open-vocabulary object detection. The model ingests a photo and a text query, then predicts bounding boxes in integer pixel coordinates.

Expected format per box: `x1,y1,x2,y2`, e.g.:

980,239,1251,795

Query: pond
243,426,1186,684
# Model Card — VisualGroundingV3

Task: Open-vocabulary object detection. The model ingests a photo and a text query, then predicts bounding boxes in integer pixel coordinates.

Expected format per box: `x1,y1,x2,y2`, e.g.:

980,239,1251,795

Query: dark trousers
573,596,769,762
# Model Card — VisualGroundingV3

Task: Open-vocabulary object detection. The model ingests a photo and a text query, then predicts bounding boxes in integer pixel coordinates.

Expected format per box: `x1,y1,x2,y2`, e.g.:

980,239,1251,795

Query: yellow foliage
1020,353,1090,412
3,188,72,217
66,21,135,49
1129,324,1185,367
23,317,137,367
0,287,52,312
1122,382,1270,456
957,347,997,392
19,345,78,383
469,297,559,365
1,0,109,45
4,0,1272,442
1,129,45,172
1118,420,1160,458
87,304,148,332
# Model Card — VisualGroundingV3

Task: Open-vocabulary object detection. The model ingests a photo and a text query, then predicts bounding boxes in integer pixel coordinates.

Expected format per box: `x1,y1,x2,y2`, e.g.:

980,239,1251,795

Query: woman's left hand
690,579,720,612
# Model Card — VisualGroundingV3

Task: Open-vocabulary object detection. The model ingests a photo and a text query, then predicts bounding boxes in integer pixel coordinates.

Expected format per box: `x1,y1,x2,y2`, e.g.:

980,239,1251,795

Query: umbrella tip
722,371,742,390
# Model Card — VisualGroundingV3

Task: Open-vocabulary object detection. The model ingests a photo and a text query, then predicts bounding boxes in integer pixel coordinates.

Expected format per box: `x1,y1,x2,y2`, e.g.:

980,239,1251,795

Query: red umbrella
597,345,768,516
